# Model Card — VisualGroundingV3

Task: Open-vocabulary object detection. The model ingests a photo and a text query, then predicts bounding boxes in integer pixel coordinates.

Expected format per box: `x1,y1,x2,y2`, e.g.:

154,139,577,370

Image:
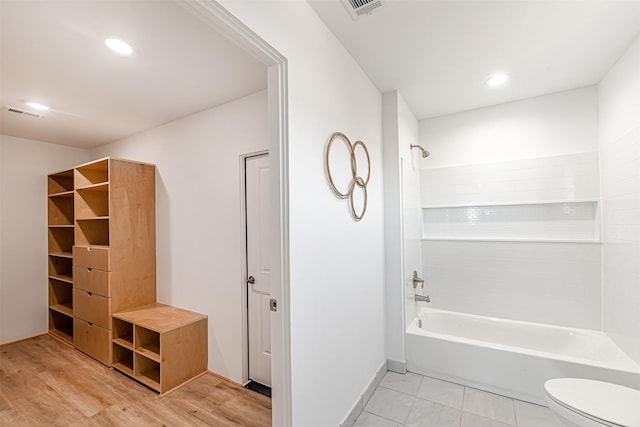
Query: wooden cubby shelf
48,197,74,226
49,256,72,279
74,158,109,188
49,252,73,259
46,159,204,399
48,227,74,254
48,170,74,195
135,353,161,391
76,182,109,192
75,218,109,246
112,303,207,395
70,158,156,366
76,184,109,219
49,308,73,344
49,190,74,198
49,274,73,284
49,278,72,315
112,318,134,349
112,344,134,376
48,169,76,345
135,325,160,362
49,303,73,317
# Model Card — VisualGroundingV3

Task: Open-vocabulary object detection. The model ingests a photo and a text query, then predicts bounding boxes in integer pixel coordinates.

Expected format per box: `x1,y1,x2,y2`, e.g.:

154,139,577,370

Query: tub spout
415,294,430,303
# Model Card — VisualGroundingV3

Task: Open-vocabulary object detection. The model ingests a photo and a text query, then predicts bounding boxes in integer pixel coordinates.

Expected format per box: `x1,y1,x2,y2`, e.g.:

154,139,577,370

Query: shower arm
410,144,430,158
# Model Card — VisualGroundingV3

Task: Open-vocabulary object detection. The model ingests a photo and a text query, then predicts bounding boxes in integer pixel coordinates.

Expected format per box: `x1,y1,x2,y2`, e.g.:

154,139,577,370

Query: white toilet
544,378,640,427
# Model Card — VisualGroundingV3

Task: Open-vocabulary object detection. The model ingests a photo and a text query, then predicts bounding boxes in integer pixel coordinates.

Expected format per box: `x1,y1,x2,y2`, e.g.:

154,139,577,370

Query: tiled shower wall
419,152,600,207
601,129,640,362
419,153,602,329
598,35,640,364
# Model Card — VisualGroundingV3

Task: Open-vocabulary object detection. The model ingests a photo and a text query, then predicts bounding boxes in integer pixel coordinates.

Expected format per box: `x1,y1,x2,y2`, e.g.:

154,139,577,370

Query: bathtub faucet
415,294,430,303
412,271,425,289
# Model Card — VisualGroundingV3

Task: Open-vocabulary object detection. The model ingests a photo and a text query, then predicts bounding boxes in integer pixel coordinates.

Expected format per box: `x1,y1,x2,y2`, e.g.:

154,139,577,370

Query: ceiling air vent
341,0,383,20
6,106,41,118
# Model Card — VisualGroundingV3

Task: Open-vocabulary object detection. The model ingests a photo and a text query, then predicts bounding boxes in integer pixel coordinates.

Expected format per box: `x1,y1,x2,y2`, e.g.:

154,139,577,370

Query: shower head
410,144,430,158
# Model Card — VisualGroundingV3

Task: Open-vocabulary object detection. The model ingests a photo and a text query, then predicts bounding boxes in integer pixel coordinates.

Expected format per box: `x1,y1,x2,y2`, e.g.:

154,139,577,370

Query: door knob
247,276,255,285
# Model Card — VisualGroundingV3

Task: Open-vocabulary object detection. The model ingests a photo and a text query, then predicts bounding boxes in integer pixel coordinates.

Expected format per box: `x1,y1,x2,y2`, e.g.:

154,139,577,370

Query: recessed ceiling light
26,102,50,111
105,38,133,56
485,73,510,87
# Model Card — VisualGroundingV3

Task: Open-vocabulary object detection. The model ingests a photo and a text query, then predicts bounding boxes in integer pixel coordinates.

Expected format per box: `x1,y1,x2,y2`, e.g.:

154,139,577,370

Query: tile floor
354,372,565,427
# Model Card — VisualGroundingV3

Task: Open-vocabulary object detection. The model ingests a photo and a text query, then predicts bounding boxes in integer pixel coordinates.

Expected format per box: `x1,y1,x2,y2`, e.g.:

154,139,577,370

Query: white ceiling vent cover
341,0,383,20
6,106,41,118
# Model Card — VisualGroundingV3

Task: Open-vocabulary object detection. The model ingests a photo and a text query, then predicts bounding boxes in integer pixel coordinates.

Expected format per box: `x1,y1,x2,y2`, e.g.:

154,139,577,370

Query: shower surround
405,71,640,401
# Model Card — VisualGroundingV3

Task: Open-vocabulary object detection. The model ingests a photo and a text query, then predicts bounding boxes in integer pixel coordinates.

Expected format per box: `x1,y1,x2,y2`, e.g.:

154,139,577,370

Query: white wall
382,91,421,370
217,2,385,426
417,87,602,329
90,90,268,381
0,135,89,344
382,92,403,368
598,36,640,364
397,95,423,336
419,86,598,169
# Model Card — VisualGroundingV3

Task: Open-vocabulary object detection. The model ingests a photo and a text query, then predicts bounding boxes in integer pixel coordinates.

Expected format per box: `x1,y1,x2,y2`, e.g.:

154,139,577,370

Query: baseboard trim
387,359,406,374
339,360,387,427
206,370,244,387
0,332,48,347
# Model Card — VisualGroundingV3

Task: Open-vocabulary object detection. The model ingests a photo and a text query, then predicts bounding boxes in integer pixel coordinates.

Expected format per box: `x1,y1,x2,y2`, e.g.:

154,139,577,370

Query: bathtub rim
407,307,640,374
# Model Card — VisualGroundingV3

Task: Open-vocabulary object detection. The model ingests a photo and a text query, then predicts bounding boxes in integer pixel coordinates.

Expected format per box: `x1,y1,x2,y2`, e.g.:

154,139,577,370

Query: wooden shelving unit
47,169,75,345
71,158,156,366
47,158,207,396
112,303,208,395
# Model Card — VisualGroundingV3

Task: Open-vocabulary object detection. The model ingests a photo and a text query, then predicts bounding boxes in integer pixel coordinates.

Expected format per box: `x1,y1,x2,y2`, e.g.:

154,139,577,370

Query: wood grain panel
73,245,110,270
160,318,208,393
73,289,110,329
73,266,110,296
74,320,111,365
108,159,156,313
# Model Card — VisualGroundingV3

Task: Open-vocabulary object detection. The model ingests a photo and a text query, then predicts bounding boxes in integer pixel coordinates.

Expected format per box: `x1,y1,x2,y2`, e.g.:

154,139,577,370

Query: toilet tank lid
544,378,640,427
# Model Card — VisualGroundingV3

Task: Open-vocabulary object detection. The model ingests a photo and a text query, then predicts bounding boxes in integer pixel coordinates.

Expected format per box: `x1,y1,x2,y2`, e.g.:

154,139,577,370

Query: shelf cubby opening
48,227,74,254
421,201,599,241
75,187,109,219
75,219,109,246
48,256,73,281
49,309,73,343
135,326,160,361
48,170,74,195
113,344,134,375
49,278,72,315
48,197,74,226
135,353,160,391
75,159,108,188
113,318,134,348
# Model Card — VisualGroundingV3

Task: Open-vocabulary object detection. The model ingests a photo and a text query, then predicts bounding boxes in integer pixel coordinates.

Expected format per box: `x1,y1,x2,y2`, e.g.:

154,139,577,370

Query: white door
246,154,271,387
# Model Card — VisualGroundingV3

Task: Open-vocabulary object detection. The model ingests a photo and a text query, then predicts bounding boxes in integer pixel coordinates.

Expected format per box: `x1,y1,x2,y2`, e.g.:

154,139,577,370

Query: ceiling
2,1,638,148
0,1,267,148
308,0,640,120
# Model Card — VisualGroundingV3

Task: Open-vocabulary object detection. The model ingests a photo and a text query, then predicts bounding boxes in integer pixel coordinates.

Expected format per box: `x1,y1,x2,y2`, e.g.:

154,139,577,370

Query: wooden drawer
73,266,109,296
73,246,110,270
74,319,111,366
73,289,110,329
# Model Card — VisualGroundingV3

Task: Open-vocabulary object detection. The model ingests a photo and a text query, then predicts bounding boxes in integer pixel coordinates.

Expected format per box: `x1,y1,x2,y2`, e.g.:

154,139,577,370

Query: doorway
244,153,272,396
182,2,290,424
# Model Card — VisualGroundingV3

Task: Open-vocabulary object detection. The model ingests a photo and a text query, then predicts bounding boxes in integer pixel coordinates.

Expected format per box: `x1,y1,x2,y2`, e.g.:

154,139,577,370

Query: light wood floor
0,334,271,426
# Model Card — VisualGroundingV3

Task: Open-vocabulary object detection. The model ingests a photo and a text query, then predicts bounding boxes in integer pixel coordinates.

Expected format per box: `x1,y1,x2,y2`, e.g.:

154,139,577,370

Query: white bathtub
406,308,640,404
